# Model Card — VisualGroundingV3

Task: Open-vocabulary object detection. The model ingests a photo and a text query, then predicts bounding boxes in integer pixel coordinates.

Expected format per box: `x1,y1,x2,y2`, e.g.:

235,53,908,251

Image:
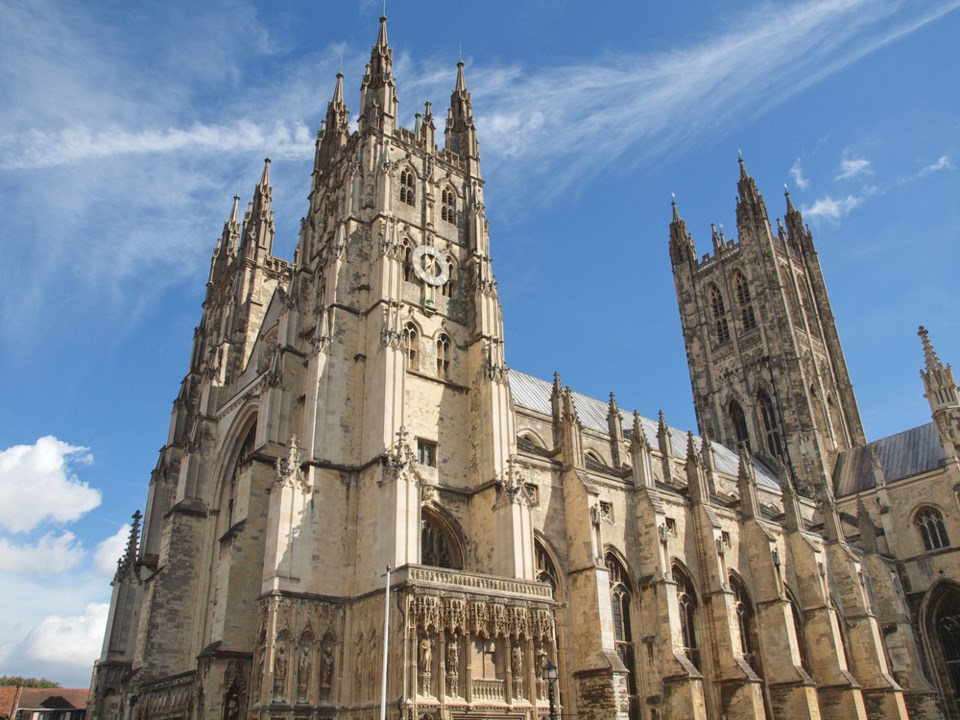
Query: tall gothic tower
91,18,554,720
670,158,866,491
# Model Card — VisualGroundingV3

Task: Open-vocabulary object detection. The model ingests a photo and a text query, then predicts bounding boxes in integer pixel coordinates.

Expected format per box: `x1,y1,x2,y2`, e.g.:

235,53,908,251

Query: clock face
411,245,449,287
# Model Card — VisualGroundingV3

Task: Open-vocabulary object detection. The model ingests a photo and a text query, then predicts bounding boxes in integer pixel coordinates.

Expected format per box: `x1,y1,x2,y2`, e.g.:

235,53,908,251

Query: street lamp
541,660,558,720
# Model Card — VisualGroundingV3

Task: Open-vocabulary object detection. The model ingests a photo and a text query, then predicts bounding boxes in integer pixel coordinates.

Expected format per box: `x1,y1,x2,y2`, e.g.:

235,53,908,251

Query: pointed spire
630,411,654,489
607,392,620,420
126,510,142,565
669,195,695,266
445,59,479,161
551,371,562,399
735,150,769,226
316,72,351,173
783,184,807,244
359,15,397,132
240,158,275,259
920,325,942,371
685,431,709,503
630,411,649,451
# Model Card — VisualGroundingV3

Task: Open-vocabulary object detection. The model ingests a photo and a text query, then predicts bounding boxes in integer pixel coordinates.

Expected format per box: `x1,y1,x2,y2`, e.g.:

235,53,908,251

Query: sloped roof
834,422,945,497
0,687,21,719
508,370,780,490
16,689,88,710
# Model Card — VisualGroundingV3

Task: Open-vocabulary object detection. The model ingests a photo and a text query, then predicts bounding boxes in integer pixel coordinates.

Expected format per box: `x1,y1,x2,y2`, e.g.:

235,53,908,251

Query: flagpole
380,565,391,720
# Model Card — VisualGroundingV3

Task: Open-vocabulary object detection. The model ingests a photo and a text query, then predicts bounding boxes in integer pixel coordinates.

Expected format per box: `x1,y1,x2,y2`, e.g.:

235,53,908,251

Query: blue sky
1,0,958,687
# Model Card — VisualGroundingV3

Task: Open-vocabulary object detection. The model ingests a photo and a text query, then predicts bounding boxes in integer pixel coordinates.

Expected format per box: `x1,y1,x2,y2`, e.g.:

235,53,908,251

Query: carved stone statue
320,645,334,689
420,636,433,673
512,644,523,681
297,645,310,702
446,639,459,675
272,644,287,701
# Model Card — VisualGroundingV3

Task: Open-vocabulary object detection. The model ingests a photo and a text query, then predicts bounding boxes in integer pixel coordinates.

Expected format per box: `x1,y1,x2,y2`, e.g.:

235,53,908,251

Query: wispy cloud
837,154,872,180
920,154,954,176
790,158,810,190
803,188,877,220
1,0,958,349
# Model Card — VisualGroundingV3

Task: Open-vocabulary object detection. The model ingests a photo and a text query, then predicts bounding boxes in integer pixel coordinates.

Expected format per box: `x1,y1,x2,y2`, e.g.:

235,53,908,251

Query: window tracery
673,564,700,670
729,399,749,450
441,189,456,223
400,169,416,206
436,333,451,379
709,284,730,344
731,575,759,674
420,508,462,570
734,271,757,331
917,507,950,551
403,323,419,370
757,390,782,459
606,552,638,715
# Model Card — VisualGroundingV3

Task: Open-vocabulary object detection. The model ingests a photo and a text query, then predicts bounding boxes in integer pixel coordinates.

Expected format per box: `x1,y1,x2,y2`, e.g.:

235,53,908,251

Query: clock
411,245,450,287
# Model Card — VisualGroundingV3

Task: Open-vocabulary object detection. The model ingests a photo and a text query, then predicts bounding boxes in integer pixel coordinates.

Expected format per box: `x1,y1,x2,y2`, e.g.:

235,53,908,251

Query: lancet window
673,564,701,670
535,539,559,597
400,169,416,206
709,284,730,344
917,506,950,551
729,399,750,450
606,552,638,718
436,333,451,379
929,584,960,706
441,188,456,223
402,240,413,282
441,255,455,298
403,323,419,370
734,271,757,331
757,390,782,459
731,575,760,674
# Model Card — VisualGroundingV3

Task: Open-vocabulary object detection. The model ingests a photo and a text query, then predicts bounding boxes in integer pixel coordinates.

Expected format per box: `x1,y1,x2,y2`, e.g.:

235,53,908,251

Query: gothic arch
208,403,260,508
402,320,422,371
785,586,812,673
420,504,465,570
605,548,639,717
585,448,609,468
729,572,761,675
671,560,702,671
921,580,960,713
399,166,418,206
517,429,549,450
400,238,415,282
534,533,563,600
441,253,458,298
914,504,950,551
707,282,731,344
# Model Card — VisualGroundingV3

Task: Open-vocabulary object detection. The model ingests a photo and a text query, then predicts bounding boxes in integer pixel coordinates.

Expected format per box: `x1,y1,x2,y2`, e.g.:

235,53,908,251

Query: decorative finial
671,191,676,203
459,43,462,62
737,148,743,160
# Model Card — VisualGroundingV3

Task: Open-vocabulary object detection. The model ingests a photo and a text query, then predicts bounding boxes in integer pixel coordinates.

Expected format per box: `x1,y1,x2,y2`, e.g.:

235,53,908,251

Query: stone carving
296,645,310,703
272,643,288,702
494,455,535,507
419,635,432,695
512,644,523,681
276,435,310,494
381,425,422,484
320,645,334,690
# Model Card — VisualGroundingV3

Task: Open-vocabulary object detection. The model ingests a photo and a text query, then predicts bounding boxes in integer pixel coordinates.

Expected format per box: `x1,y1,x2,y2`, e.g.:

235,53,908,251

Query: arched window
734,271,757,331
400,169,416,206
535,539,559,597
403,323,419,370
436,333,451,379
673,564,701,670
917,507,950,551
441,189,456,223
606,552,638,717
709,284,730,344
757,391,782,459
401,240,413,282
786,588,811,672
441,255,456,298
731,575,760,674
420,507,463,570
729,399,750,450
927,583,960,707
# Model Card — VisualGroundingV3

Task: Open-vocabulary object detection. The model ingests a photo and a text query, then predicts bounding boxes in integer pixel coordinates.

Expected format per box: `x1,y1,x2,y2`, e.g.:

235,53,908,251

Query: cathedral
88,16,960,720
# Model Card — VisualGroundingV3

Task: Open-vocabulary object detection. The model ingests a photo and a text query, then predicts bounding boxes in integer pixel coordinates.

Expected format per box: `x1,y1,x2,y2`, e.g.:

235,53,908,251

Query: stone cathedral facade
89,17,960,720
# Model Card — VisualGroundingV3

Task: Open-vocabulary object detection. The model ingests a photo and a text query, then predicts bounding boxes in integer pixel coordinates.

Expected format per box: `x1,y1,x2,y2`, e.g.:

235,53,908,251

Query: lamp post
542,660,558,720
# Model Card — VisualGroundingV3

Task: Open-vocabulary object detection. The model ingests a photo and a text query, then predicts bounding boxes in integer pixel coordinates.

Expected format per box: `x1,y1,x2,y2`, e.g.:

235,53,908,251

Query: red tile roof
15,689,88,711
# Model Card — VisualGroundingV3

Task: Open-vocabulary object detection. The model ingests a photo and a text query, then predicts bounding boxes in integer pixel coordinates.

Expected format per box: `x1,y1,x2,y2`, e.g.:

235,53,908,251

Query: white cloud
790,158,809,189
0,532,86,574
836,155,871,180
93,524,130,579
803,192,873,220
0,437,100,533
920,154,954,176
21,603,109,669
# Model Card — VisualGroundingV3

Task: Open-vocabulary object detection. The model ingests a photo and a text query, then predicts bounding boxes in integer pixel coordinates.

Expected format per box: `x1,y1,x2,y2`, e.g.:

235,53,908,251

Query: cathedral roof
509,370,780,490
833,422,945,497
